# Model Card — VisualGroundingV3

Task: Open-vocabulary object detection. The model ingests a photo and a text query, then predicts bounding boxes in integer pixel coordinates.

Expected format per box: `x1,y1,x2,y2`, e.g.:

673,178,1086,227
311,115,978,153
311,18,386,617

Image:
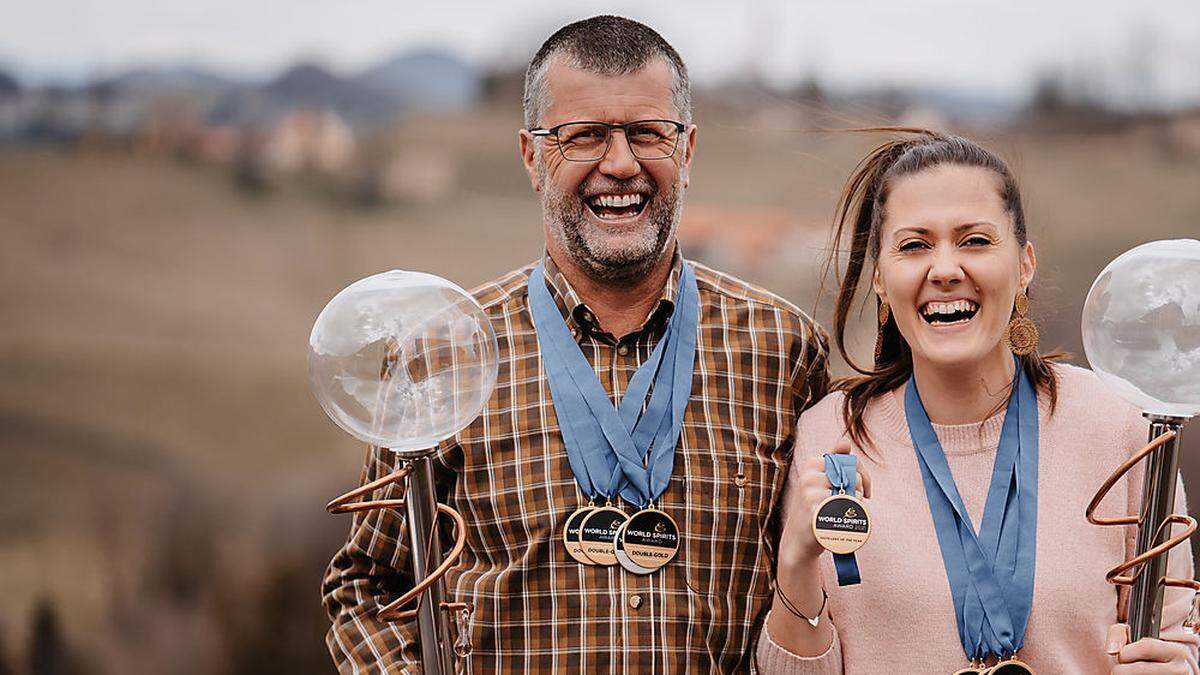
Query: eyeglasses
529,119,685,162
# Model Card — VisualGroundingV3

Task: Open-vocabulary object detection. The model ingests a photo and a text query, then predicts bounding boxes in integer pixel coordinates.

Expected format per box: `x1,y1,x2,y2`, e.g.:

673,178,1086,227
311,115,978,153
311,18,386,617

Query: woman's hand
778,439,872,572
1108,624,1198,674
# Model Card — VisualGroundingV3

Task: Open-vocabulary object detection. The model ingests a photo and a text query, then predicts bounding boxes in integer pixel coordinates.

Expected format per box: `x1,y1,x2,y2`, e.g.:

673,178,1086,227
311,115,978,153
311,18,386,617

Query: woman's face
872,163,1035,372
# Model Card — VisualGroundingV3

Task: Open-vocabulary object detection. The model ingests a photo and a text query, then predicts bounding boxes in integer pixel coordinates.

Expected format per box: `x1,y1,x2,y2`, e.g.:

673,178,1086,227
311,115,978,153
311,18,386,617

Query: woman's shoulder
1044,361,1148,450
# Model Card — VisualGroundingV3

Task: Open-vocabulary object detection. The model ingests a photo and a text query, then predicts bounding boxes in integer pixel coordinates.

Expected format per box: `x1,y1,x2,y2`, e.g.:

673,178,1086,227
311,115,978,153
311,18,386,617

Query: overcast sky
5,0,1200,104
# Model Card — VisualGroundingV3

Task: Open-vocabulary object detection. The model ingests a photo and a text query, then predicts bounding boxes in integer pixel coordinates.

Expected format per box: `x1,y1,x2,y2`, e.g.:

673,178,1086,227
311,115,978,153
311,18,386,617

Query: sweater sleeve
1121,414,1199,667
756,611,843,674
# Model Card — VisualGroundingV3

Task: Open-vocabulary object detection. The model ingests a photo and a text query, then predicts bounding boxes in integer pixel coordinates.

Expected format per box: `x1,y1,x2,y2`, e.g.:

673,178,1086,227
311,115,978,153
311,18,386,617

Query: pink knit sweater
757,363,1199,674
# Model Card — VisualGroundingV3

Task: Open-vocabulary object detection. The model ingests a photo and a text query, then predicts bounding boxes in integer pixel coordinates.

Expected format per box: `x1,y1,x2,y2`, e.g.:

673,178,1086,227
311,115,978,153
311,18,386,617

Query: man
323,15,828,672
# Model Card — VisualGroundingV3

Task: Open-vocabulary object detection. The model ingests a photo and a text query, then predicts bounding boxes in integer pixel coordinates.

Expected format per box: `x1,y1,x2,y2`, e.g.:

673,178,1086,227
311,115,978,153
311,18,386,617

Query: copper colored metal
1086,429,1200,623
325,463,413,514
326,460,472,634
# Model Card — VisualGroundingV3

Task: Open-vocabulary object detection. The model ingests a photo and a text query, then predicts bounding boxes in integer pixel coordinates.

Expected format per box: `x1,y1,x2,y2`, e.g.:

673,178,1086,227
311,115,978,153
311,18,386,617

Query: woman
757,129,1198,673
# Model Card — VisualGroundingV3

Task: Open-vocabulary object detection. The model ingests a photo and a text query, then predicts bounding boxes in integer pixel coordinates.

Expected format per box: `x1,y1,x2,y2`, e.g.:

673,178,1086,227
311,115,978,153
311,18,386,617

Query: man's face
519,58,697,282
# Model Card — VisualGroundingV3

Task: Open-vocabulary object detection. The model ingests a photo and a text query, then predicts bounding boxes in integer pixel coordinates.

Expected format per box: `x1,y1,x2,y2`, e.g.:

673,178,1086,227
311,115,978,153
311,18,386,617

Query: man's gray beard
540,165,683,284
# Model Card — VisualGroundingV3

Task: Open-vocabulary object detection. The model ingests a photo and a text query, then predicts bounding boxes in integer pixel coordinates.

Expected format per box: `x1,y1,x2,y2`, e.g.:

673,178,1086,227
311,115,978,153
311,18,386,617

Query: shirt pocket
671,430,780,606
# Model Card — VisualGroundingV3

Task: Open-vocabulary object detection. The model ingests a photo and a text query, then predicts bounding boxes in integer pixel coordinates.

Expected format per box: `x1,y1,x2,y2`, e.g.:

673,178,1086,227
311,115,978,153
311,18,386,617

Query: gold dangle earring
874,301,890,365
1005,289,1039,356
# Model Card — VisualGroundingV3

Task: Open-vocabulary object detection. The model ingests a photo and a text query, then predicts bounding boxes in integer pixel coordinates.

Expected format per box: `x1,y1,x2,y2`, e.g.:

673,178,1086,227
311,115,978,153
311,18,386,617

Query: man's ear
680,124,697,189
518,129,541,192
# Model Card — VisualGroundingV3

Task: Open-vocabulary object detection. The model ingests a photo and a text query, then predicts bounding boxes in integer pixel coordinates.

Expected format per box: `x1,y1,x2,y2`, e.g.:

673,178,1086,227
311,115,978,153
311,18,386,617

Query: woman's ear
1019,241,1037,290
871,265,888,305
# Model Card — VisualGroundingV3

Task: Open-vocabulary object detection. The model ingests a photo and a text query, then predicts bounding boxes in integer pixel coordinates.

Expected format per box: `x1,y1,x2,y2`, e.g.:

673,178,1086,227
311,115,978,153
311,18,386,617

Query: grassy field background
2,103,1199,672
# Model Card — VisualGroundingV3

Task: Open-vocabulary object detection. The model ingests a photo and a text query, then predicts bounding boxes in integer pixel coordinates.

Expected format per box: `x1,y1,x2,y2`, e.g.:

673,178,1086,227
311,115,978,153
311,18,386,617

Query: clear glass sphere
1082,239,1200,418
307,271,499,456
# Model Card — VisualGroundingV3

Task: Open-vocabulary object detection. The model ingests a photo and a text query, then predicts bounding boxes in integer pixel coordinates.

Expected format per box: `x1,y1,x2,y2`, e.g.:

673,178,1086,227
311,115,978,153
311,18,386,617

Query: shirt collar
538,249,684,341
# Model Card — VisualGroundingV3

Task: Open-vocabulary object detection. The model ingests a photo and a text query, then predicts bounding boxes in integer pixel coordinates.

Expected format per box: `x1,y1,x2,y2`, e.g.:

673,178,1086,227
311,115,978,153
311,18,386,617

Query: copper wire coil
326,462,472,622
1086,429,1200,621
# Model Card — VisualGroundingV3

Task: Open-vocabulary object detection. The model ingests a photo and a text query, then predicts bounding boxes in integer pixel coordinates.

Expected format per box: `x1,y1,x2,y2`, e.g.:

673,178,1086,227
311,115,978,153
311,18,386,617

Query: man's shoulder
469,262,538,313
690,260,819,331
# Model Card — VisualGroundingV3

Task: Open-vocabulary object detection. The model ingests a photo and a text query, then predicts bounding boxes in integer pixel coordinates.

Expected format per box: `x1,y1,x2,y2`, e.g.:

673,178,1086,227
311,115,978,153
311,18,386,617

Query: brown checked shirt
322,253,829,673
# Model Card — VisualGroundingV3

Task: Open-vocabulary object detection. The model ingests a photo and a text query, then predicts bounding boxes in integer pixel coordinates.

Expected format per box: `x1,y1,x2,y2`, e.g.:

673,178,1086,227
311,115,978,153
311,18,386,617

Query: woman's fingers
1117,637,1190,664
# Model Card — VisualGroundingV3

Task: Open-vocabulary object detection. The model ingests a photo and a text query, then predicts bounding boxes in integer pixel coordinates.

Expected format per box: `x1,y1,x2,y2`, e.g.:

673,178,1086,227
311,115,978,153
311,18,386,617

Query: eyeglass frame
527,119,687,162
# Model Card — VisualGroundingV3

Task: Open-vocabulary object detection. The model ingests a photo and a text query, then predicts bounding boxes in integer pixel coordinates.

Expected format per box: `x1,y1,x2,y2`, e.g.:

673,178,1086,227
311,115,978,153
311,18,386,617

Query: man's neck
909,347,1016,425
549,248,675,339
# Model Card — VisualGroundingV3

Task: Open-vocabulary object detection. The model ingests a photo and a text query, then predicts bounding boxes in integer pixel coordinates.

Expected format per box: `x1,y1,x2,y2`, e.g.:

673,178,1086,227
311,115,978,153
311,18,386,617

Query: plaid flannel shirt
323,253,829,673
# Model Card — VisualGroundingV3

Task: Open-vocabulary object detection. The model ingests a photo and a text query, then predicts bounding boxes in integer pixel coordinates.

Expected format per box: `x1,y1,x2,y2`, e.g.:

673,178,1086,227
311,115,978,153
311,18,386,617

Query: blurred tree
0,625,13,675
29,598,82,675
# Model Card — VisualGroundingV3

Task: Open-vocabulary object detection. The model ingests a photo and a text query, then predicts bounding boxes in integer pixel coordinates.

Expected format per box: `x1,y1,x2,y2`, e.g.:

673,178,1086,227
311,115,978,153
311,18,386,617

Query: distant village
2,46,1198,216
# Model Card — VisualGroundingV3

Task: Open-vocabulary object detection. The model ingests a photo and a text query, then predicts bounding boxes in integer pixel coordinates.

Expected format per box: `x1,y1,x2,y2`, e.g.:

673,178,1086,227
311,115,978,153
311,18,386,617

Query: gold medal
985,656,1035,675
579,506,627,566
811,493,870,554
620,507,680,571
562,504,595,565
614,519,656,575
952,664,985,675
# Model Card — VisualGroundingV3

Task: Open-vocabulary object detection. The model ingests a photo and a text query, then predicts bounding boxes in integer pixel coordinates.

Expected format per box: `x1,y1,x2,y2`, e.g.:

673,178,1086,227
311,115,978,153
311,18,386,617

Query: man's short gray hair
523,15,692,130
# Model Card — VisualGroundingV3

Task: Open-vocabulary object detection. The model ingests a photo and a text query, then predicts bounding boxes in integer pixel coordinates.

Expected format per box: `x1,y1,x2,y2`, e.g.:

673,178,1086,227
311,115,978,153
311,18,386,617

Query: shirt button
733,473,747,488
617,344,629,356
628,594,642,609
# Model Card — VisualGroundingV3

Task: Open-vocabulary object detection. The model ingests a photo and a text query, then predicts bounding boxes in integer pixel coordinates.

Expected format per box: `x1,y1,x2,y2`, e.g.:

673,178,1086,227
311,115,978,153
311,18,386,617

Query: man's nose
928,246,966,286
597,130,641,179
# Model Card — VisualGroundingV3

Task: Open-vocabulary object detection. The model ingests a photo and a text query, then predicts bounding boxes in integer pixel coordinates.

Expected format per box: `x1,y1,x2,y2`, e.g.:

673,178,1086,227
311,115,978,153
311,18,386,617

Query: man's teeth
921,300,979,317
590,193,644,208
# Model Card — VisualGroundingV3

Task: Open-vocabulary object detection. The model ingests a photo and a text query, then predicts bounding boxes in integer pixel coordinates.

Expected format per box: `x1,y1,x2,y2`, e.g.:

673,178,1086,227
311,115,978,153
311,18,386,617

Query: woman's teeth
921,299,980,324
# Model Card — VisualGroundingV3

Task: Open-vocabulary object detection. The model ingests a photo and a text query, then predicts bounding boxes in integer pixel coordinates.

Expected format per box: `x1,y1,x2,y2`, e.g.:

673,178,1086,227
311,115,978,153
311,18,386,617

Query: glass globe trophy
308,270,499,674
1082,239,1200,641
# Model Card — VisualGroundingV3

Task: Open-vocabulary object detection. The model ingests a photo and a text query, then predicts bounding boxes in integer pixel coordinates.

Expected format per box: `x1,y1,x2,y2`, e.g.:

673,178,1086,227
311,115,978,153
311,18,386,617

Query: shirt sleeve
321,445,450,674
789,318,830,418
756,611,844,674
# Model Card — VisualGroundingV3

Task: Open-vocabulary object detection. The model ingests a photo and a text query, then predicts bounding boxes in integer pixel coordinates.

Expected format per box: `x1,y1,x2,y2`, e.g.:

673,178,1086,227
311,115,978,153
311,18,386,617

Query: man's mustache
576,177,656,200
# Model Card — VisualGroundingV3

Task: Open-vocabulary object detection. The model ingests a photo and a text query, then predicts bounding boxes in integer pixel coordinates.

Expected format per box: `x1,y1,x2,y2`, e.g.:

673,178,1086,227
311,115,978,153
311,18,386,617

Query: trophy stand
327,456,472,673
1081,239,1200,642
1087,421,1200,640
308,270,499,675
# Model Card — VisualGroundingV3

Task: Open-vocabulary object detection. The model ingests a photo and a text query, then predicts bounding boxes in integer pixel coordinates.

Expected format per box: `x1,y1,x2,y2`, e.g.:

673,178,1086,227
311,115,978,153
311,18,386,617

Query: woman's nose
927,247,965,286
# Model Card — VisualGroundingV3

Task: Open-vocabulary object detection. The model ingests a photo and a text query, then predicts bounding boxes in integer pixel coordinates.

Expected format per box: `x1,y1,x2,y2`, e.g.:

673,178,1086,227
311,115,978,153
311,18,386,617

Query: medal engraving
562,505,596,565
621,508,680,571
580,506,627,566
614,520,656,575
811,494,870,555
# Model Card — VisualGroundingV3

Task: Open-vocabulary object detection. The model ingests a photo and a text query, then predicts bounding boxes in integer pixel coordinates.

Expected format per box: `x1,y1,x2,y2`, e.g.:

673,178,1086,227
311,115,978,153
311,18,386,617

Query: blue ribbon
905,357,1038,661
527,260,699,507
824,453,863,586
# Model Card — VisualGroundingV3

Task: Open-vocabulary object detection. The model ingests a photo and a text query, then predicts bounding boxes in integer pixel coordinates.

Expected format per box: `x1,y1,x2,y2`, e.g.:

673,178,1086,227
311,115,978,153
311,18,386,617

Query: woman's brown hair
827,127,1059,449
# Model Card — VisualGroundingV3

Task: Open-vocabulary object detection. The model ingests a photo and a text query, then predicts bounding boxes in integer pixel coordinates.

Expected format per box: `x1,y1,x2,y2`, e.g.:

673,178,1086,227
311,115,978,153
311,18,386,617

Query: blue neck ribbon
824,453,863,586
904,357,1038,661
527,259,699,507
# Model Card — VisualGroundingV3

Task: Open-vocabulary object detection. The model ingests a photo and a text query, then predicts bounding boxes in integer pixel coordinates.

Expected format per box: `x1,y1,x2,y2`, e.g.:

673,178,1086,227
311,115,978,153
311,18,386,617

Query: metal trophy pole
1081,239,1200,641
309,270,499,673
1129,417,1191,639
406,456,456,674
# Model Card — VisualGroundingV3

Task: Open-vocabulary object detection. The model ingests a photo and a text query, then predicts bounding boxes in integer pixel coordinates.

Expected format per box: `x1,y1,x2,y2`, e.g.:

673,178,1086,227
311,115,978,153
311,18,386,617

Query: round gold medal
562,505,595,565
620,508,680,571
986,658,1035,675
579,506,627,566
811,493,871,555
613,519,656,575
